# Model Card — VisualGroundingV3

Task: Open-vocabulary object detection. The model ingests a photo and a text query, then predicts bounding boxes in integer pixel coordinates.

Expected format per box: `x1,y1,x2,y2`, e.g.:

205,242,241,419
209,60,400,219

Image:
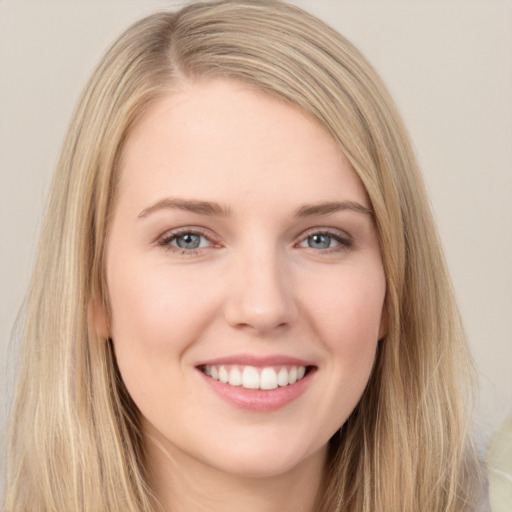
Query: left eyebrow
293,201,373,218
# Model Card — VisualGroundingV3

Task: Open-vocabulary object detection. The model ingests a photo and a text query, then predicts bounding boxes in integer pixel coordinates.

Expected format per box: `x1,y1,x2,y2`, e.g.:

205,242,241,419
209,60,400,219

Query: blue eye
174,233,203,249
306,233,334,249
159,230,213,252
298,230,351,251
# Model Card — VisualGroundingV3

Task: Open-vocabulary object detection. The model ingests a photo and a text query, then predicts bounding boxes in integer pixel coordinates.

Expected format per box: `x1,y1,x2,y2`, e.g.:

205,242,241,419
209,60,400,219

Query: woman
4,1,483,510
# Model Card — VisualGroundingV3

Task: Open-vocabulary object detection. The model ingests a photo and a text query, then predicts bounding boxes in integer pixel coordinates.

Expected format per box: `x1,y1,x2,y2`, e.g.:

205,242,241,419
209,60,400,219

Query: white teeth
219,366,229,383
260,368,278,390
242,366,260,389
277,367,289,387
228,367,242,386
203,364,308,390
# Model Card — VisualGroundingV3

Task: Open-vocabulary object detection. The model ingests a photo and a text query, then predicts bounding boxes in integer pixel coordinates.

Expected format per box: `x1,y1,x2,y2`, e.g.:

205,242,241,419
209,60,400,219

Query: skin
99,78,386,512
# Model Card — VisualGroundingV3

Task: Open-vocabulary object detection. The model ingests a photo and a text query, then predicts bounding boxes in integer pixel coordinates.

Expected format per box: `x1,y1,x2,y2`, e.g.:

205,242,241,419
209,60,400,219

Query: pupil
177,234,200,249
309,234,330,249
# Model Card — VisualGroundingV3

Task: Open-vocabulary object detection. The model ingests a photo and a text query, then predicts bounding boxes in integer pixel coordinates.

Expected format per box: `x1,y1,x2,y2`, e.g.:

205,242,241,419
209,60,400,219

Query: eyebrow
294,201,373,218
138,198,231,218
138,198,373,219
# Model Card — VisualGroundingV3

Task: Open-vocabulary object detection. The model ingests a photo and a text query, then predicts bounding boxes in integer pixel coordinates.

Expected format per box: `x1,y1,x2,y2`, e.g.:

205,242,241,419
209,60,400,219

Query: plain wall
1,0,511,450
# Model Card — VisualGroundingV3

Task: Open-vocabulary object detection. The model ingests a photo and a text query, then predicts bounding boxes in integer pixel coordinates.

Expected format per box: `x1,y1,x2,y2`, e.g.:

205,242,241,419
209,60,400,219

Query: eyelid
155,225,353,254
156,226,221,251
295,226,353,250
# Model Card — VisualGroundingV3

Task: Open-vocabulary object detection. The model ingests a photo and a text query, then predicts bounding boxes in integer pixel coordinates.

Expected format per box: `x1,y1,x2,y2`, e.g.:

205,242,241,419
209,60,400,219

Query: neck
145,431,327,512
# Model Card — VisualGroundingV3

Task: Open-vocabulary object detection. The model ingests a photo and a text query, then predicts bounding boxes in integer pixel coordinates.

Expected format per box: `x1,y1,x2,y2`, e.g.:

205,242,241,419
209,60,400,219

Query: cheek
109,258,213,337
302,265,385,389
106,259,224,422
106,258,222,380
306,267,385,343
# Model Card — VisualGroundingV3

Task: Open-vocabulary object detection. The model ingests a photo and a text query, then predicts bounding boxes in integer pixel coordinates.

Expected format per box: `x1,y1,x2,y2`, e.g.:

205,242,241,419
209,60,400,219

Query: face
101,79,386,480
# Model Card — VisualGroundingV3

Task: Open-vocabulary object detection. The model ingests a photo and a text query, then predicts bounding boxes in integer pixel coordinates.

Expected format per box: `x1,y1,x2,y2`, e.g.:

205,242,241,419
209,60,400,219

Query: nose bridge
224,240,296,333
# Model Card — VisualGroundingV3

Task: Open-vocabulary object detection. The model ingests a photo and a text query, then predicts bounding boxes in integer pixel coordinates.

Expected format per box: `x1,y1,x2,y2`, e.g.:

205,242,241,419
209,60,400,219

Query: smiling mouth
198,364,315,390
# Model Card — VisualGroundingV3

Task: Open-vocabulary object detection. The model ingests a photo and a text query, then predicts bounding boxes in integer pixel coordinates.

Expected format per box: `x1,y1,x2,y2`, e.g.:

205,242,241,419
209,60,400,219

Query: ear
378,304,388,341
91,297,110,340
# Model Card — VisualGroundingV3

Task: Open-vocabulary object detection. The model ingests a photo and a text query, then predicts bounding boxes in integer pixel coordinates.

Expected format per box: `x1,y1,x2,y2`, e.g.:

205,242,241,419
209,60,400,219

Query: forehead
118,78,367,211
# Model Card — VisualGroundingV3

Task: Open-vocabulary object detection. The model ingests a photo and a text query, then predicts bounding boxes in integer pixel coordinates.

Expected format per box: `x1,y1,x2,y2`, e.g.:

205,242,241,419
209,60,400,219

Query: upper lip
196,354,315,368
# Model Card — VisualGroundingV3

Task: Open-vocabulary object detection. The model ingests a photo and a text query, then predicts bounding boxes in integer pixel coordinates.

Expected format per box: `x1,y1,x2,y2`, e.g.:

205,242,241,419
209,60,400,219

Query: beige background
1,0,511,451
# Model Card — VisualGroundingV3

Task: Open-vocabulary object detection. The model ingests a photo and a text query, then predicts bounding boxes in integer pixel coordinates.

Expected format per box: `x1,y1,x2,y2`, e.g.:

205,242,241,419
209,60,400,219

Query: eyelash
157,227,352,255
157,228,217,255
296,228,353,253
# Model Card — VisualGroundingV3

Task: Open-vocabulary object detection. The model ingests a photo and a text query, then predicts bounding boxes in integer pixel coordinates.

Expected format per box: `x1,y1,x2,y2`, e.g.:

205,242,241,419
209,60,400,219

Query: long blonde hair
4,1,480,510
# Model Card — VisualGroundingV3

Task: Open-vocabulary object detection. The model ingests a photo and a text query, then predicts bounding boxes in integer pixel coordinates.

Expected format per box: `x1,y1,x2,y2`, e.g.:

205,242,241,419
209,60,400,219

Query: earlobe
378,306,388,340
91,298,110,340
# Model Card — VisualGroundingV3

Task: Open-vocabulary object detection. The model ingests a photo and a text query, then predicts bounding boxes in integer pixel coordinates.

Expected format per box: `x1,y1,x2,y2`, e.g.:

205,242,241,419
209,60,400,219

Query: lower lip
198,370,314,412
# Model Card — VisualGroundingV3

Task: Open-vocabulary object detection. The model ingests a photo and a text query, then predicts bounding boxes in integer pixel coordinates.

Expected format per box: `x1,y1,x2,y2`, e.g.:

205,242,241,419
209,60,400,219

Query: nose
223,248,298,335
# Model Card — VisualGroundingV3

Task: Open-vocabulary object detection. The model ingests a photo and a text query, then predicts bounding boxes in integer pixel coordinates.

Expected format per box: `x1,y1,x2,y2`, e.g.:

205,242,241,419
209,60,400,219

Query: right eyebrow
138,198,231,218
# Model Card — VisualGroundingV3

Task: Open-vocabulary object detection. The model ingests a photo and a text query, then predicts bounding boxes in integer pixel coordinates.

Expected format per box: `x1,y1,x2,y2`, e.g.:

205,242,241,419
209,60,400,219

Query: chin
198,436,327,480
